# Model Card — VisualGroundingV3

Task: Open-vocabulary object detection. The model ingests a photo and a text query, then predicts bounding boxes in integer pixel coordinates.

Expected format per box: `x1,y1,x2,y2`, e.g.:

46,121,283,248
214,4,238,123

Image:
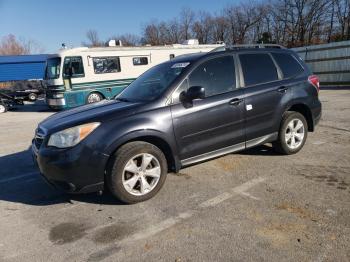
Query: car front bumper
32,140,109,193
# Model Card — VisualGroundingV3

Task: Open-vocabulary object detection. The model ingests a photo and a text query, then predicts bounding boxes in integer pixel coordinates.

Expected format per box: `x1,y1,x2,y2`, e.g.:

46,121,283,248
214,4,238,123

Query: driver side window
188,56,236,97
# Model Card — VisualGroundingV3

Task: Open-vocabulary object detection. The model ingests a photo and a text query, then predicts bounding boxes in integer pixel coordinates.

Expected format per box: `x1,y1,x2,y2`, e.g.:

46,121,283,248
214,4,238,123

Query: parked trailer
44,40,224,109
0,91,24,113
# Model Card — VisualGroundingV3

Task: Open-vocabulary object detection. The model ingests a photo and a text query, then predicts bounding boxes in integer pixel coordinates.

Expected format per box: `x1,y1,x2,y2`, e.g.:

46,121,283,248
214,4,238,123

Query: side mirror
186,86,205,100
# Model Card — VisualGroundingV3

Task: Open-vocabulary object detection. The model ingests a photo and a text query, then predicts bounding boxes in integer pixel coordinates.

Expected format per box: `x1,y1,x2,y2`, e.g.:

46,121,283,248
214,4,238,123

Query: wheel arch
286,103,314,132
105,133,180,178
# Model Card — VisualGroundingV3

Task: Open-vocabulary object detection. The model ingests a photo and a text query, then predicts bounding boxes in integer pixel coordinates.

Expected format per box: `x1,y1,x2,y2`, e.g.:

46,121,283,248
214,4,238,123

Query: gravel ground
0,90,349,262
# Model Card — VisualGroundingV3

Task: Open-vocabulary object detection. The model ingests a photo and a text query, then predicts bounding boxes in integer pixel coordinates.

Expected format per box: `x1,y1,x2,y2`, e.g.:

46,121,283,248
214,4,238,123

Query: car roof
170,47,294,64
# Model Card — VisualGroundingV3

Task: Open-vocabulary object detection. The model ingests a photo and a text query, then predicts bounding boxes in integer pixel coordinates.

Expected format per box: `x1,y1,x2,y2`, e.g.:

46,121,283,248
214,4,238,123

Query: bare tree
108,34,140,46
0,34,44,55
180,7,195,40
142,21,161,45
192,11,213,44
167,18,182,43
83,29,104,47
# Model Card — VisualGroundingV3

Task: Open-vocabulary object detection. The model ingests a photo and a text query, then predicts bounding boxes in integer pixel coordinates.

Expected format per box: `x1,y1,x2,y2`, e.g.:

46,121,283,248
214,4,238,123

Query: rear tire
86,92,103,104
107,141,168,204
273,111,308,155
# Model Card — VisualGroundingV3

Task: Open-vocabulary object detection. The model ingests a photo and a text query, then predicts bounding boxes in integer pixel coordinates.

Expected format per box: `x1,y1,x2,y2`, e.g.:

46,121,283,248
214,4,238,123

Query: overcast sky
0,0,238,53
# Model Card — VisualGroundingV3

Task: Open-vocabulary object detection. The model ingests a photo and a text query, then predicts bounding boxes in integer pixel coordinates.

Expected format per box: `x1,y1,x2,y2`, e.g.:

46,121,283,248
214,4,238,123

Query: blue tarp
0,54,49,82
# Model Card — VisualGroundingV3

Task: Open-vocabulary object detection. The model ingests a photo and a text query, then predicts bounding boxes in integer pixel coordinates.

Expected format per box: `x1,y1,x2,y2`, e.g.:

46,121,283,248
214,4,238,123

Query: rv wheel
0,103,8,113
87,92,103,104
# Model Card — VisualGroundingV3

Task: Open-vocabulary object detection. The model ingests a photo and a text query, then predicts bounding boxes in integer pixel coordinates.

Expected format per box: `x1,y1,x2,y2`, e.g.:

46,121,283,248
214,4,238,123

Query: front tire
107,141,168,204
0,103,8,113
273,111,308,155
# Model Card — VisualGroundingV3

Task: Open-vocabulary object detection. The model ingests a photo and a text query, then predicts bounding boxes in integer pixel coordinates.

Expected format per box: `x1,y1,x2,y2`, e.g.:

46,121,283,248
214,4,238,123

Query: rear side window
272,53,304,78
93,57,121,74
239,53,278,86
133,57,148,66
189,56,236,97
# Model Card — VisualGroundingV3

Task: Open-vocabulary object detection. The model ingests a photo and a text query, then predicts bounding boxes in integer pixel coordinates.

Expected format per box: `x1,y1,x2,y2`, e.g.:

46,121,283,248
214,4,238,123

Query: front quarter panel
94,105,178,159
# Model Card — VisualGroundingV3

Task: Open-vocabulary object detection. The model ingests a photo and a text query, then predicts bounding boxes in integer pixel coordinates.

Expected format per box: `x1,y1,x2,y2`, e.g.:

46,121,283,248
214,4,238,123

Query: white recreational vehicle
44,40,224,109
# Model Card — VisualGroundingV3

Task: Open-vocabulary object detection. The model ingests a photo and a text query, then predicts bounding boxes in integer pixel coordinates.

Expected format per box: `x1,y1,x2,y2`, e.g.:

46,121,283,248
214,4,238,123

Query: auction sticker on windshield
171,62,190,68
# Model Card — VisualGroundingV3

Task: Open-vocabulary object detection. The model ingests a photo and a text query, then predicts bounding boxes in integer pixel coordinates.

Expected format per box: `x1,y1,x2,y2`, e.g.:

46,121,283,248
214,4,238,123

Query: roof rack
210,44,286,53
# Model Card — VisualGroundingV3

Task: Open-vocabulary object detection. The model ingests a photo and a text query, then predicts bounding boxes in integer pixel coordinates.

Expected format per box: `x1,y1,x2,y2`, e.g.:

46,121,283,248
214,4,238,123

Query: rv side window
93,57,121,74
63,56,84,78
133,57,148,66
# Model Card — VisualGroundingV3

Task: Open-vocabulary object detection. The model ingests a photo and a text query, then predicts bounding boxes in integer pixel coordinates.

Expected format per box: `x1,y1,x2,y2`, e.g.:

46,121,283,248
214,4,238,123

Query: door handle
277,86,288,93
229,98,243,106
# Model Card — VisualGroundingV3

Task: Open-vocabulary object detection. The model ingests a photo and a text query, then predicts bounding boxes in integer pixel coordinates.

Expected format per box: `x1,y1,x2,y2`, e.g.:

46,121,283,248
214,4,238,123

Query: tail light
308,75,320,93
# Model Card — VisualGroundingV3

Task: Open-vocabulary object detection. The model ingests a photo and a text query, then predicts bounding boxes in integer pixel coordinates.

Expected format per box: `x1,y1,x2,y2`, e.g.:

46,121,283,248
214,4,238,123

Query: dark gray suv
32,45,322,203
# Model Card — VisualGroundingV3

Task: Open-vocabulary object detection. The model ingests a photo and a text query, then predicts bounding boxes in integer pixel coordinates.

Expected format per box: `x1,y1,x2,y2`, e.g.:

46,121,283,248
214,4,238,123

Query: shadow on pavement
240,144,279,156
0,144,281,207
0,148,123,207
9,100,56,113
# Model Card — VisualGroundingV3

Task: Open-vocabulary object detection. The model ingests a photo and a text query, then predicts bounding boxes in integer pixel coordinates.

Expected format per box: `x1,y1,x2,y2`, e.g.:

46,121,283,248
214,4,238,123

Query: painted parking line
0,172,38,184
86,176,266,260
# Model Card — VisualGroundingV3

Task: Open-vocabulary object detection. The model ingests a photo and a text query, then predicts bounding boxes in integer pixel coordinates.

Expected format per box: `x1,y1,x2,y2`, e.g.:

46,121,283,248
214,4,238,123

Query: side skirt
180,132,278,167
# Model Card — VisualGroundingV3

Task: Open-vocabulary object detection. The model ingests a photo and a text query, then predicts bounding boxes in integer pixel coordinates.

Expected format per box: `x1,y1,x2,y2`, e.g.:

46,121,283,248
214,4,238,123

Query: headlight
47,122,100,148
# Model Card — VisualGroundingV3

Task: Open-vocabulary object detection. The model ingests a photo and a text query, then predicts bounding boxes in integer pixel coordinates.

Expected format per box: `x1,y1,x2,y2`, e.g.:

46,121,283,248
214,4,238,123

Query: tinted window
117,61,189,102
46,58,61,79
93,57,120,74
63,56,84,77
133,57,148,66
240,53,278,86
272,53,304,78
188,56,235,97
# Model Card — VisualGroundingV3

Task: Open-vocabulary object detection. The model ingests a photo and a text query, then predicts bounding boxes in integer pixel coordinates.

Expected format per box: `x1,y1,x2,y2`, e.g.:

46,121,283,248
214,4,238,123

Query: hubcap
122,153,161,196
87,93,101,103
0,105,6,113
285,119,305,149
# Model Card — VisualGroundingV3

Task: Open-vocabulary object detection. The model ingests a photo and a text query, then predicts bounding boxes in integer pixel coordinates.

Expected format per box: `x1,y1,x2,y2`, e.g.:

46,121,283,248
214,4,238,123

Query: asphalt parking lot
0,90,349,262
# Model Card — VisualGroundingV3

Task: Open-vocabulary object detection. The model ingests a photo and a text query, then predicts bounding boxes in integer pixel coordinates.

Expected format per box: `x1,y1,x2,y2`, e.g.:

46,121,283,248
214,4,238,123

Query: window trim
92,56,121,74
63,56,85,78
270,52,305,80
170,54,239,104
238,51,282,88
132,57,148,66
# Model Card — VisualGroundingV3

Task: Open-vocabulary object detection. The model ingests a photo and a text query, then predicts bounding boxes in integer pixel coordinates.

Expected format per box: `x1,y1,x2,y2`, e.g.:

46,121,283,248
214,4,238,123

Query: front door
170,55,245,163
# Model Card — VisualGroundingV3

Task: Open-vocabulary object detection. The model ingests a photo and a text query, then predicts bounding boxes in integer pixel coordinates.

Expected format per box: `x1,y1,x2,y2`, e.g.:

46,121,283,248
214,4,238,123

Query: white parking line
0,172,38,184
86,176,266,260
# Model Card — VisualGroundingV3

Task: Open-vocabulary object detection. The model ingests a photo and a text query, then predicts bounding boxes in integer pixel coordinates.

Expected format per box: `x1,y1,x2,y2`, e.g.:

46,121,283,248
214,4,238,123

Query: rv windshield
117,61,190,102
46,58,61,79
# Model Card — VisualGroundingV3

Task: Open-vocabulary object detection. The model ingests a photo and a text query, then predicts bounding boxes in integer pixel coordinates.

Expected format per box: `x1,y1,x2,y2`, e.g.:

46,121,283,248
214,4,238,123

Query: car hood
39,99,141,134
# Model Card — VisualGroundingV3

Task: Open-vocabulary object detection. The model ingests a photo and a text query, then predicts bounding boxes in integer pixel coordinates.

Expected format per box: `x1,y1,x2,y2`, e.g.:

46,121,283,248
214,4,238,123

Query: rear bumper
32,141,108,193
311,99,322,130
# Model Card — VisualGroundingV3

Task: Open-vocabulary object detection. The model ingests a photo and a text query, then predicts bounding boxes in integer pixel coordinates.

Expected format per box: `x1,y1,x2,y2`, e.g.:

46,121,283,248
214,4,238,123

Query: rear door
170,55,245,162
239,52,292,143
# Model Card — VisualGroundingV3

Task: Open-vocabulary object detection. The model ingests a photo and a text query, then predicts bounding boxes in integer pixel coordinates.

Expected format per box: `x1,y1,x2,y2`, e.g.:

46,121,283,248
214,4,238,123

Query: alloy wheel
285,119,305,149
122,153,161,196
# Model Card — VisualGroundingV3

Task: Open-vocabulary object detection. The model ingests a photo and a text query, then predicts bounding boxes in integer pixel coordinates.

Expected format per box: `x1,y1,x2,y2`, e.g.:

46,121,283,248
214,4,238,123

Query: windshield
46,58,61,79
117,61,190,102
